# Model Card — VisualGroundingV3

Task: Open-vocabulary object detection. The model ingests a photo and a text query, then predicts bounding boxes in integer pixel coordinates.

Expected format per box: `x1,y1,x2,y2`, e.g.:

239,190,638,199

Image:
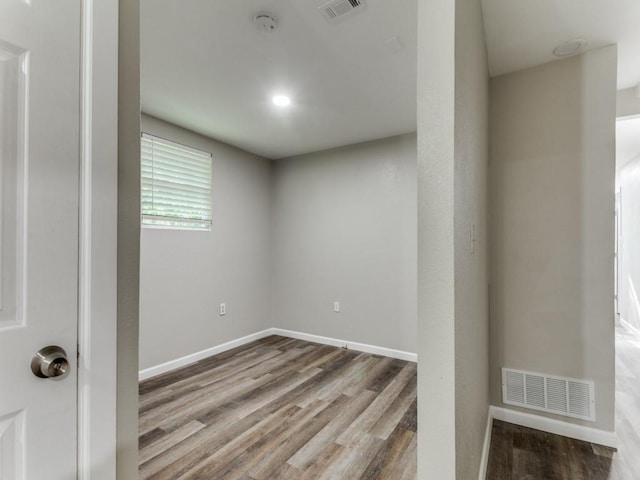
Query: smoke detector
254,13,278,33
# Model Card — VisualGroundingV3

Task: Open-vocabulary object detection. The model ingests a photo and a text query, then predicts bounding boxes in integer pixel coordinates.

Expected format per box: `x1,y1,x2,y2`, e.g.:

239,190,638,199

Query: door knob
31,346,70,379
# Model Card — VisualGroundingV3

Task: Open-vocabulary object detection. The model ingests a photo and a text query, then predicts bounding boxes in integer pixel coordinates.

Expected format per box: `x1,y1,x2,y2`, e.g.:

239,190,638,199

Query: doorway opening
613,114,640,475
136,0,419,478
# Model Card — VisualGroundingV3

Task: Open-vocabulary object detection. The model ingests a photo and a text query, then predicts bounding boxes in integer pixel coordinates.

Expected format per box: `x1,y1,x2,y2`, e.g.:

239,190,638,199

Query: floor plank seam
139,335,417,479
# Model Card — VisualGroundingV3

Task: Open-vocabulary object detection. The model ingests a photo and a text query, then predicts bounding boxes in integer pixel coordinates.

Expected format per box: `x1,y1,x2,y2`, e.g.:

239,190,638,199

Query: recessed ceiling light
553,38,588,57
272,95,291,107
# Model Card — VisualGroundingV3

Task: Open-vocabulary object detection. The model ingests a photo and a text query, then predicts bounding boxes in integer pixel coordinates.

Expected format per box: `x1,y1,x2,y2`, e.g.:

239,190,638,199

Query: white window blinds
141,133,212,230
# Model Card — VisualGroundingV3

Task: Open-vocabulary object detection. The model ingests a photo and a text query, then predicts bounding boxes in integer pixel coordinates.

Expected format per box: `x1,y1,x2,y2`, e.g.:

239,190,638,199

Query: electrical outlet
220,303,226,316
334,301,340,313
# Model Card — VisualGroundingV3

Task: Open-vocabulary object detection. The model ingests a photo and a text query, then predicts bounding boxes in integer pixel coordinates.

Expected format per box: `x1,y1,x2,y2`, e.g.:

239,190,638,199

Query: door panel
0,41,25,330
0,410,24,478
0,0,80,478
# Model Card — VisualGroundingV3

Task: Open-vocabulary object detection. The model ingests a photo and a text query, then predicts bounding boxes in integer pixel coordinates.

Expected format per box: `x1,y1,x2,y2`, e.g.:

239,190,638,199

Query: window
141,133,212,230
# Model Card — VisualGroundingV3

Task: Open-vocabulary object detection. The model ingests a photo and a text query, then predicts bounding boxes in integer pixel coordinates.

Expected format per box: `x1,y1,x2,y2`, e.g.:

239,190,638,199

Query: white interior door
0,0,80,478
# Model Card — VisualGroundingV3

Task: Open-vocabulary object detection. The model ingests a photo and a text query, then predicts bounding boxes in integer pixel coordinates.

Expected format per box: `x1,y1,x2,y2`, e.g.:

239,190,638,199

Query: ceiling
142,0,640,160
616,117,640,170
481,0,640,89
140,0,418,160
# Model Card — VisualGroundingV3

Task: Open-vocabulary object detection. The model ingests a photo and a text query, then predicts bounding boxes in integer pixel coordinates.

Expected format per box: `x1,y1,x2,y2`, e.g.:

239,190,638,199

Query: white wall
271,134,417,353
416,0,490,477
617,87,640,118
490,47,617,432
416,0,456,476
139,114,273,370
453,0,490,477
617,155,640,332
140,120,417,368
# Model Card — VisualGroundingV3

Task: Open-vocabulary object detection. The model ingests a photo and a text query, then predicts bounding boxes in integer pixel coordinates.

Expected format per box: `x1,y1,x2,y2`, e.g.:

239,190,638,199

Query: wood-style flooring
485,323,640,479
485,420,615,479
138,335,417,479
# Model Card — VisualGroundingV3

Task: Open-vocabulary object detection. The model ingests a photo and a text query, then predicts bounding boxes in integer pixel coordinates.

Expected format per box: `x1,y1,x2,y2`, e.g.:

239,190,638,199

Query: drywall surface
272,134,417,353
617,155,640,332
139,114,273,370
117,0,141,477
454,0,490,476
416,0,456,475
84,0,118,477
617,87,640,118
490,47,617,431
416,0,490,477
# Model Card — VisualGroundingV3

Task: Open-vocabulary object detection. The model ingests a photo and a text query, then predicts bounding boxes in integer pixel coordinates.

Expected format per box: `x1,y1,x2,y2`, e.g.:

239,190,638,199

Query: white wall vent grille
502,368,595,422
319,0,364,22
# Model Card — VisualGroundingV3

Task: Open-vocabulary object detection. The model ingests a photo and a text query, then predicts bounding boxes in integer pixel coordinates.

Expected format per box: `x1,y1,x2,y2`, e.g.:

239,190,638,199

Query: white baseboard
138,329,274,381
139,328,417,381
490,406,617,448
477,407,493,480
270,328,418,362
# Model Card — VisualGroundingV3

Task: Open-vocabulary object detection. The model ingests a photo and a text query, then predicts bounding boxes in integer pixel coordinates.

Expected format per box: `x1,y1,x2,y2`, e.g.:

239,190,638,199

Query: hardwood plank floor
138,335,417,479
485,323,640,479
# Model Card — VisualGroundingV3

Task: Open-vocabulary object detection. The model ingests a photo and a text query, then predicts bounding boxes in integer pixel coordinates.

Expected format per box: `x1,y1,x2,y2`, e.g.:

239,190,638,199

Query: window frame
140,132,213,231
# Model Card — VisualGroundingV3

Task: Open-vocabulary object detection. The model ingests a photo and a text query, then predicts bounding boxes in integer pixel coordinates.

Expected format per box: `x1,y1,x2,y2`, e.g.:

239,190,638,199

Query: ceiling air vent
319,0,365,22
502,368,595,422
